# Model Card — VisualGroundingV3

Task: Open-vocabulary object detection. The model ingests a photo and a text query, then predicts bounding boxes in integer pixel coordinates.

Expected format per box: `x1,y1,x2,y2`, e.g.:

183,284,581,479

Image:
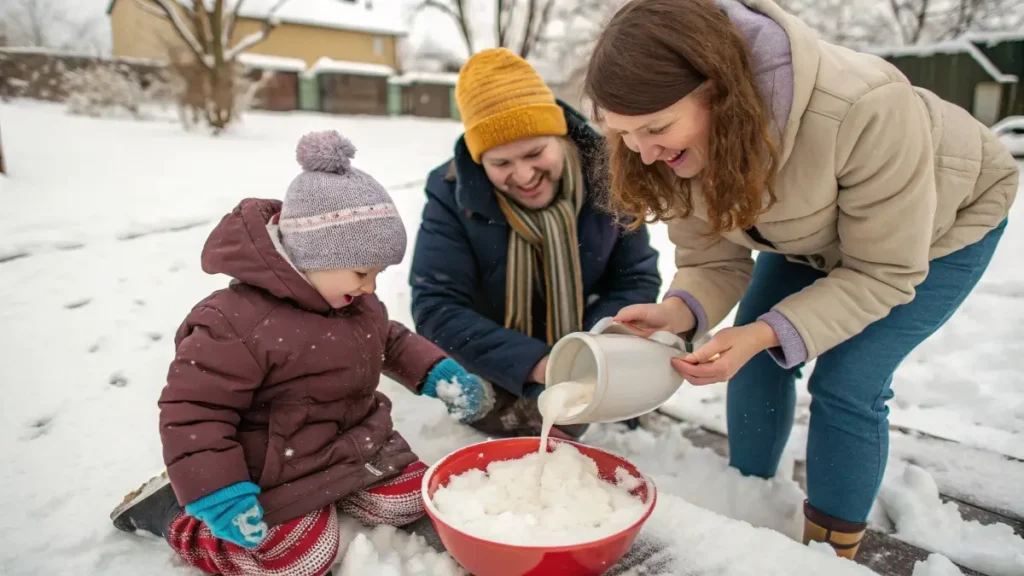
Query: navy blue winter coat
409,102,661,396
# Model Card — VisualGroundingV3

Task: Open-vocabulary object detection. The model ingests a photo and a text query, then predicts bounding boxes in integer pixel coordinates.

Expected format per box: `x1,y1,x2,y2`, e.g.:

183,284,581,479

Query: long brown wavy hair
584,0,778,233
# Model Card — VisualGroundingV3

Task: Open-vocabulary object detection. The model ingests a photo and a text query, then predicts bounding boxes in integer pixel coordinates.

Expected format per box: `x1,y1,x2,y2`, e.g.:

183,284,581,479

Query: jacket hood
201,198,331,313
717,0,794,147
733,0,822,168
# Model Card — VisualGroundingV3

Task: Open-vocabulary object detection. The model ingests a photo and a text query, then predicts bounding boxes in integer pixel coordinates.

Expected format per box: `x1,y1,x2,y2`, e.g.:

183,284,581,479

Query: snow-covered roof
866,40,1017,84
107,0,409,37
963,31,1024,47
237,52,306,72
304,56,394,77
388,71,458,86
240,0,407,36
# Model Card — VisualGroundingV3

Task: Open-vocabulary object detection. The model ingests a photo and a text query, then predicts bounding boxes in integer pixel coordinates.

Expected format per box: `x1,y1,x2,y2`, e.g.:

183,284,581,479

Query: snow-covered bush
63,65,151,119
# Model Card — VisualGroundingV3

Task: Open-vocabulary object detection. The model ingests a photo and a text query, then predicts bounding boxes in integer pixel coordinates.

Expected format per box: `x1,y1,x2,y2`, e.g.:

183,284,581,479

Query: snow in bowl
422,438,657,576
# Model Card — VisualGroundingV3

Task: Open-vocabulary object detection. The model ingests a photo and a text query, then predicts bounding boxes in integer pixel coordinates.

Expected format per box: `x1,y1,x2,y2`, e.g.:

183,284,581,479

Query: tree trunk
207,61,235,132
149,0,282,133
206,0,234,133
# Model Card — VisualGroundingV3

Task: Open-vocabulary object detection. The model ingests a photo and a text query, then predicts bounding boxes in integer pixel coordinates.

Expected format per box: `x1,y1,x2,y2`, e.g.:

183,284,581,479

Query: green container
449,85,460,121
299,74,320,112
388,82,403,116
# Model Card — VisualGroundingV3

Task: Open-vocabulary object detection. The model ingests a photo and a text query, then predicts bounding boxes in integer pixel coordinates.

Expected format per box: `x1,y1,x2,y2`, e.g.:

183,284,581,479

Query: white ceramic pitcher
542,317,691,425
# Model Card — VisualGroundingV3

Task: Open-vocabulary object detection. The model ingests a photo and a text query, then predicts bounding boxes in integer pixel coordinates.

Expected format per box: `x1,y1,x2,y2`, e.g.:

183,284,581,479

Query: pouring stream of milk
537,378,596,454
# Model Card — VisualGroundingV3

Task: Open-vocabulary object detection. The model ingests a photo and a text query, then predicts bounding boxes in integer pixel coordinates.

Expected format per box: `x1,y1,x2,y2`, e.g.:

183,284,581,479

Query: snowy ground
0,102,1022,576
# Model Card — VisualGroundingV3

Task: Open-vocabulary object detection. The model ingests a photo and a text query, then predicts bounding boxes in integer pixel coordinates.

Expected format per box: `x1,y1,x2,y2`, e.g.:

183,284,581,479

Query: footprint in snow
0,250,30,264
146,332,163,342
109,371,129,388
20,415,55,441
64,297,92,310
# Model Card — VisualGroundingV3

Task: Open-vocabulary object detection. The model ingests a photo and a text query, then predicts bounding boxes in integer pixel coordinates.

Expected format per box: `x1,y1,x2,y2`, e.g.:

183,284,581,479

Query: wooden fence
0,49,462,121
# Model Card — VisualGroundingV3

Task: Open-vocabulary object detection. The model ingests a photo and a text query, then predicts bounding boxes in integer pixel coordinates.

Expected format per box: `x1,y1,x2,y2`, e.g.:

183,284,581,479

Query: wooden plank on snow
642,411,1020,575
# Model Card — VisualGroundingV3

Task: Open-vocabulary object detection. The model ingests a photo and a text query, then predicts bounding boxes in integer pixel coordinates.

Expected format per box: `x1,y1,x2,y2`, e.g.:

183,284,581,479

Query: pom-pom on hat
279,130,407,272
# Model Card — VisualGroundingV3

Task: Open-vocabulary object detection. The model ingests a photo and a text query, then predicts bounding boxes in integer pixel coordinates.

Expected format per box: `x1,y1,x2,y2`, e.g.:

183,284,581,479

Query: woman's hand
613,298,696,336
671,321,778,385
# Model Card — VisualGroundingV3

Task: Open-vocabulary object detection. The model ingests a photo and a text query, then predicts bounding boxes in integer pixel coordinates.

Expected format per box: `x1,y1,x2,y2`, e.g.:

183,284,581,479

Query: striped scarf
495,146,585,345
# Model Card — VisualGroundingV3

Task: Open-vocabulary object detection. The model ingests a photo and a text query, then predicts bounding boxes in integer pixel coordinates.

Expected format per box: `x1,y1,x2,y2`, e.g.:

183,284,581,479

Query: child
109,130,494,576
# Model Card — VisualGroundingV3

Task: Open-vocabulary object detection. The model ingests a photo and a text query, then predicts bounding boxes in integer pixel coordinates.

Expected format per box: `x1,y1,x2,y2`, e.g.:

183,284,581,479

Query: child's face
306,266,385,309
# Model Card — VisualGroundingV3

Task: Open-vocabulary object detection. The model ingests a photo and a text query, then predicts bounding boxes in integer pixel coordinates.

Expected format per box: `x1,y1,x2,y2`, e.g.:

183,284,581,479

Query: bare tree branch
193,0,213,56
137,0,212,67
210,0,225,66
222,0,290,61
417,0,473,54
496,0,506,47
3,0,54,46
1,0,104,52
494,0,517,48
135,0,170,19
521,0,556,58
518,0,538,56
223,0,247,48
453,0,472,52
912,0,931,42
416,0,458,20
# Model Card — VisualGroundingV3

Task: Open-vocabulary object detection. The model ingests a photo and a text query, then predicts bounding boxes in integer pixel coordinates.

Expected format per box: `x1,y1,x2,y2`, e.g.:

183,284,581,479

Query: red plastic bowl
421,438,657,576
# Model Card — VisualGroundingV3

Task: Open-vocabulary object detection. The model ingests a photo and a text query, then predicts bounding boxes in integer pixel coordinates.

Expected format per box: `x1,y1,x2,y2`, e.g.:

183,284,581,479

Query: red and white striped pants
166,462,427,576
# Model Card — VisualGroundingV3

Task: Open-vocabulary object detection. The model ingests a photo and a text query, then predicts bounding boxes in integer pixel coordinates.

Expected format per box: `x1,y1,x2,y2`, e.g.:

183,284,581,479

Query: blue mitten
422,358,495,424
185,482,267,549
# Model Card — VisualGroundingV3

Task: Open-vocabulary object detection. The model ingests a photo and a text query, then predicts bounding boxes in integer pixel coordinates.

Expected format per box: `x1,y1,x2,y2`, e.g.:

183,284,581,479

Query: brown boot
802,501,867,560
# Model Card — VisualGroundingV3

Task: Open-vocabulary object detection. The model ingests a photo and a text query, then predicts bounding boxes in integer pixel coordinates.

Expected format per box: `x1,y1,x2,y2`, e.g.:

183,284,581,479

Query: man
409,48,662,438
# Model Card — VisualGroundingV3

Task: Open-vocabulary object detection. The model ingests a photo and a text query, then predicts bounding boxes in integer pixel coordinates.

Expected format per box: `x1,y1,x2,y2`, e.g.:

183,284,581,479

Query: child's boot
802,500,867,560
110,471,182,539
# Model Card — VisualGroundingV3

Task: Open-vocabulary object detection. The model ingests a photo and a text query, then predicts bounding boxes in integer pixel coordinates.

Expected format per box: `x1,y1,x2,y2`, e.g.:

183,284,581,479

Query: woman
584,0,1018,559
410,48,661,439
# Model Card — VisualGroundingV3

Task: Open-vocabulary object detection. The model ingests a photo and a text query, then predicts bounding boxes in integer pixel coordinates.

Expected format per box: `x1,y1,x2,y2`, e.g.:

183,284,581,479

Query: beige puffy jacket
667,0,1019,363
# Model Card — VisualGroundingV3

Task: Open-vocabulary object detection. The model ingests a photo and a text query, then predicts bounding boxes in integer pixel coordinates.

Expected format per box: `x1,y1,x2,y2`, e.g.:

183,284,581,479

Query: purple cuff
758,310,808,369
663,290,707,337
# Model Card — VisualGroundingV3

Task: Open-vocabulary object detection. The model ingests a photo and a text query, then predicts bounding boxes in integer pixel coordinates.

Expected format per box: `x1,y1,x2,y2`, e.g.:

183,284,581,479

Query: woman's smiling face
601,86,712,179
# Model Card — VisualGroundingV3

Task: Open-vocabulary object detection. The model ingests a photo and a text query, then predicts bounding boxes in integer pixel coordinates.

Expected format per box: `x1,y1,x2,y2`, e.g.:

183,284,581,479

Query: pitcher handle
589,317,692,353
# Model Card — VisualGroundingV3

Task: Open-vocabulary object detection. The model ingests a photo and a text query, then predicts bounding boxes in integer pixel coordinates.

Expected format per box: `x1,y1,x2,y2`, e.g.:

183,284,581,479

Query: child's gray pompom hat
279,130,407,272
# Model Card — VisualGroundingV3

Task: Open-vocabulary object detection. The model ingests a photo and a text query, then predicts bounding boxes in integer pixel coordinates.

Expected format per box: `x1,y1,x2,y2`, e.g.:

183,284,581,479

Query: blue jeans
726,221,1007,523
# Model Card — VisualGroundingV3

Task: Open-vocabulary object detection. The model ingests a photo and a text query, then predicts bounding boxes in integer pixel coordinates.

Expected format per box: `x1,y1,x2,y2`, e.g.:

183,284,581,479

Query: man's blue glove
422,358,495,424
185,481,267,549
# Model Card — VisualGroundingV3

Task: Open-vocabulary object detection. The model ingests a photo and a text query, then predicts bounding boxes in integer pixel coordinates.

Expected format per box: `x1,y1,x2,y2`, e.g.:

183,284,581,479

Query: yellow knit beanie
456,48,568,163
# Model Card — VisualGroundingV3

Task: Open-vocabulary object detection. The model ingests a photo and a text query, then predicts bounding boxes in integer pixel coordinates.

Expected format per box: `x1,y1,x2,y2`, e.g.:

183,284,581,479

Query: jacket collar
452,100,604,222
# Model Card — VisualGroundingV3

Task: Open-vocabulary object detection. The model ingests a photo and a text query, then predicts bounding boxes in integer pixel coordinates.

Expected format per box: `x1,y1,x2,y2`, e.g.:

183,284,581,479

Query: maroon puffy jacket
159,198,446,526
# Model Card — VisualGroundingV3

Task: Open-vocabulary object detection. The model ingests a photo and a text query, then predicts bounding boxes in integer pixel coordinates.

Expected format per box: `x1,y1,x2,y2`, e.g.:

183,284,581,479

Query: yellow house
106,0,407,70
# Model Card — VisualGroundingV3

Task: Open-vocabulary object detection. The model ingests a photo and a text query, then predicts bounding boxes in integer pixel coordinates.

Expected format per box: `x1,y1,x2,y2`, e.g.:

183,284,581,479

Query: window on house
373,37,386,56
